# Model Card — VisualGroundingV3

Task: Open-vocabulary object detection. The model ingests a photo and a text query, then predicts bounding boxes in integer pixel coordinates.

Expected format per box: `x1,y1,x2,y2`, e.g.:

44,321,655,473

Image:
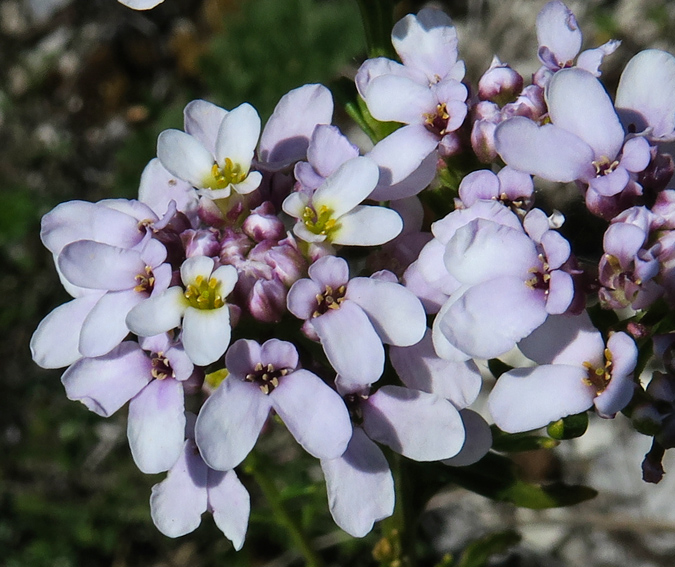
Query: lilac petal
363,75,436,124
444,219,538,285
392,8,460,82
207,469,250,550
126,287,187,337
489,365,595,433
497,167,534,200
535,0,582,67
371,151,438,201
272,369,352,459
345,277,426,346
621,136,652,172
519,312,604,366
431,297,473,362
356,57,423,97
164,344,194,382
184,100,228,155
195,377,272,470
119,0,164,9
576,40,621,77
307,125,359,178
368,124,438,188
616,49,675,140
439,277,547,359
495,117,595,182
330,206,403,246
61,342,152,417
150,439,208,538
320,428,394,538
416,239,462,295
402,262,448,314
215,103,260,170
138,159,198,222
157,129,214,188
79,289,144,358
390,330,481,409
259,339,299,372
287,278,323,320
128,378,185,474
442,409,492,466
363,385,464,461
432,200,523,243
312,301,384,386
547,68,624,159
313,157,380,219
588,166,630,197
40,200,143,255
541,230,571,270
223,339,262,378
30,294,101,368
259,84,334,168
603,222,646,262
58,241,145,291
294,161,326,191
545,269,574,315
594,341,636,418
182,306,231,366
458,169,500,204
307,255,350,290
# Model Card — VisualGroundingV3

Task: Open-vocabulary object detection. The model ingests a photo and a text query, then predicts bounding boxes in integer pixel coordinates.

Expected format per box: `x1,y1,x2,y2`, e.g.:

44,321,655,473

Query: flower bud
182,228,220,258
478,56,523,106
220,228,253,265
242,202,286,242
471,119,498,163
248,278,288,323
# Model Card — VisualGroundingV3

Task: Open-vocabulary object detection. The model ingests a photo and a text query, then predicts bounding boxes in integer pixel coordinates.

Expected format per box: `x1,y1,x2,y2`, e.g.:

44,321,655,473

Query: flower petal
215,103,261,170
128,378,186,474
184,99,228,155
535,0,582,66
320,428,394,538
126,287,187,337
61,342,152,417
182,306,231,366
363,385,465,461
207,469,251,551
272,369,352,459
195,377,272,470
442,409,492,466
489,365,595,433
157,129,215,188
313,157,380,219
330,206,403,246
363,75,436,124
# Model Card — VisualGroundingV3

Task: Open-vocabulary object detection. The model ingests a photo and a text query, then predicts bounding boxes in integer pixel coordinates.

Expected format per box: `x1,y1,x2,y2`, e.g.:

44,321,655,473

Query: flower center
313,284,347,317
424,103,450,137
151,351,173,380
344,392,369,425
245,362,290,395
184,275,225,309
302,205,338,237
208,158,247,190
525,254,551,292
592,156,619,177
583,348,613,394
134,266,155,294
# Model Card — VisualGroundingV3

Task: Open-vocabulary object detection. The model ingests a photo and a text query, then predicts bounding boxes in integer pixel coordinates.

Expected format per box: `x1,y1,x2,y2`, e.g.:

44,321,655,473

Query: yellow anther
184,275,226,310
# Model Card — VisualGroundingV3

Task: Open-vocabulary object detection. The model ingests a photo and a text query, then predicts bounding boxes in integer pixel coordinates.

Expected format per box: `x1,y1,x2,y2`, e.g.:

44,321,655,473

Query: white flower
126,256,238,366
282,157,403,246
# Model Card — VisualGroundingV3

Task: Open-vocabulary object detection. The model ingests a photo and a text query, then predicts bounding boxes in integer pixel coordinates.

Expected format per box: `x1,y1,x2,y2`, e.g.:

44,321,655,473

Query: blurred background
2,0,675,565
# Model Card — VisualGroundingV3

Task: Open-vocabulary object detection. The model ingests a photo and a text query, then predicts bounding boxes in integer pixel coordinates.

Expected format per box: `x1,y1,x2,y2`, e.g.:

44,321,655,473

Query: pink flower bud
248,278,288,323
220,228,253,265
471,119,498,163
181,228,220,258
478,56,523,106
242,202,285,242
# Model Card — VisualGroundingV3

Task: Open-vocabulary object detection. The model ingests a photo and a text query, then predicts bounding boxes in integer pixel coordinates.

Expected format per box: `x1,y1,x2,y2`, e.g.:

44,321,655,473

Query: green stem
245,451,325,567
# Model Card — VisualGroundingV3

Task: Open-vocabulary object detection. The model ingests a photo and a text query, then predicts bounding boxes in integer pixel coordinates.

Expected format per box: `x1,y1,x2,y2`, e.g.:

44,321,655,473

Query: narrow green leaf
355,0,396,58
491,427,560,452
457,531,521,567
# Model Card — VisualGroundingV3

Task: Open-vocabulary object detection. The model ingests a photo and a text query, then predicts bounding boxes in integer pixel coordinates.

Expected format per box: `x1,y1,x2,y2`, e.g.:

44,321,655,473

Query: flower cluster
32,0,675,551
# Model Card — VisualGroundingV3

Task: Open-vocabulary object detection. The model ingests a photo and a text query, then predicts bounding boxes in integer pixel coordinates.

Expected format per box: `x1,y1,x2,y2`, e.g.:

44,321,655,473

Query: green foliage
201,0,365,120
355,0,396,58
491,427,560,452
455,530,521,567
547,412,589,440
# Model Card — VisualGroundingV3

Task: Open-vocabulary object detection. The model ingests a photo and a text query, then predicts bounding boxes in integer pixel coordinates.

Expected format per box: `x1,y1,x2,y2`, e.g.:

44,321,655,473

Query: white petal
126,287,187,337
182,306,231,366
215,103,261,171
313,157,380,219
184,100,228,155
157,129,215,188
330,206,403,246
208,469,251,550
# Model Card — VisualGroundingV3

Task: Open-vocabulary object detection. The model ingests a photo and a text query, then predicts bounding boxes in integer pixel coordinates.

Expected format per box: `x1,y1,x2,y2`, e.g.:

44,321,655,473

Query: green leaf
457,531,521,567
441,452,598,509
491,427,559,452
355,0,396,58
547,412,589,440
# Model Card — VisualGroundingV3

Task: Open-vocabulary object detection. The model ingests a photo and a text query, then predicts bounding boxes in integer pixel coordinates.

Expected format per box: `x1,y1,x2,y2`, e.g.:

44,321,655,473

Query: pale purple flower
616,49,675,142
195,339,352,470
157,101,262,199
455,167,533,213
126,255,238,366
150,415,249,547
433,206,575,360
489,312,637,432
287,255,426,387
61,335,196,473
283,157,403,246
534,0,619,87
495,68,651,203
356,8,467,159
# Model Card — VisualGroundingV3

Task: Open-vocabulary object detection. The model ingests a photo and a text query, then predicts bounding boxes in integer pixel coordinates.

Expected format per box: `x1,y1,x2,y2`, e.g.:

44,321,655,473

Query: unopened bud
478,56,523,106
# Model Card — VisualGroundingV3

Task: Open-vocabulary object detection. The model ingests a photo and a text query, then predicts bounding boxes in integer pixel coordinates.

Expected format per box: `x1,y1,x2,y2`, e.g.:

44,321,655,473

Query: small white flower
282,157,403,246
126,256,238,366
